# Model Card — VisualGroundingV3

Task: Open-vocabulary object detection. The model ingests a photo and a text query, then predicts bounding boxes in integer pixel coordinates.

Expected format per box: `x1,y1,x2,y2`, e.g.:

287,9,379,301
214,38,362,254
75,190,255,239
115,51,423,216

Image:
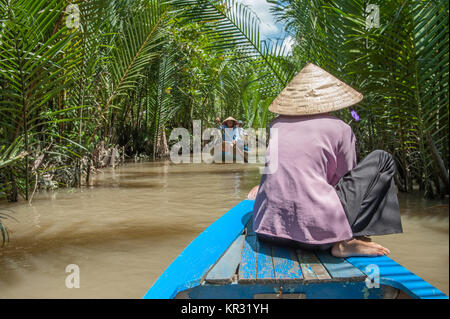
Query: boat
208,140,249,163
143,200,448,299
221,150,249,163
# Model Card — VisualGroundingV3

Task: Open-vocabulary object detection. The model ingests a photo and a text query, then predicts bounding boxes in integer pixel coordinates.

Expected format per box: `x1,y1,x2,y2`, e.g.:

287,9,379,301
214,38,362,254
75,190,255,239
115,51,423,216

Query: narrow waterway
0,161,448,298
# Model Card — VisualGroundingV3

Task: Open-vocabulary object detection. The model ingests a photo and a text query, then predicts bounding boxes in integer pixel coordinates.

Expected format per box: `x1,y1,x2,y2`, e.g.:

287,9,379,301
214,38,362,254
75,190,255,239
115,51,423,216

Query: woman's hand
247,185,259,200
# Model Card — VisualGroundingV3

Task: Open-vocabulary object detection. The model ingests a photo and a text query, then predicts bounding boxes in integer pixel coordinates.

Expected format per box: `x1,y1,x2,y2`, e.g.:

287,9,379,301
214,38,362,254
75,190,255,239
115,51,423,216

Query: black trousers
257,149,403,251
335,149,403,237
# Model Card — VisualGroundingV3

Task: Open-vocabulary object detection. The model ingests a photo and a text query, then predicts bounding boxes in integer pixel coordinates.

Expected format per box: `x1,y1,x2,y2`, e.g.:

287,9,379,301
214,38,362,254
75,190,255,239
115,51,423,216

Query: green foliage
0,0,292,219
0,0,83,201
270,0,449,198
0,0,448,241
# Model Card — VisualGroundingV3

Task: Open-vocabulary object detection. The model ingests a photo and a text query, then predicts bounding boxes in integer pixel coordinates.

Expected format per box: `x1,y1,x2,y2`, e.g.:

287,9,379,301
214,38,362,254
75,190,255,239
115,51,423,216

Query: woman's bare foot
247,185,259,200
366,241,390,255
331,239,390,257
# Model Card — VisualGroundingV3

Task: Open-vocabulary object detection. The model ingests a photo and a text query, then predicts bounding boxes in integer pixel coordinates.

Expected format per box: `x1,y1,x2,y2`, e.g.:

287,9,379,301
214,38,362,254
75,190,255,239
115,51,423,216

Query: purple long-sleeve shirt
253,114,357,244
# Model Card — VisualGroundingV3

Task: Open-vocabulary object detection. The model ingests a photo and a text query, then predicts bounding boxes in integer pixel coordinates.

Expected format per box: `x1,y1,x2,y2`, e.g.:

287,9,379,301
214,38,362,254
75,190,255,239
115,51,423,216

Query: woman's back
253,113,357,245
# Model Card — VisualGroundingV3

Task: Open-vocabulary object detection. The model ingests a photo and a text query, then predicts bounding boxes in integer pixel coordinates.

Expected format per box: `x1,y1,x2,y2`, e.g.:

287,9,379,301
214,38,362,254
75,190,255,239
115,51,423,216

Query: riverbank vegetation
0,0,448,240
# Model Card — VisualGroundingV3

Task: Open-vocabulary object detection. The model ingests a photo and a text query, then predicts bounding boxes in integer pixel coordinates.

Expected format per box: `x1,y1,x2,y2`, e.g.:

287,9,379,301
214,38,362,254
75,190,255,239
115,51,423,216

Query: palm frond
171,0,295,89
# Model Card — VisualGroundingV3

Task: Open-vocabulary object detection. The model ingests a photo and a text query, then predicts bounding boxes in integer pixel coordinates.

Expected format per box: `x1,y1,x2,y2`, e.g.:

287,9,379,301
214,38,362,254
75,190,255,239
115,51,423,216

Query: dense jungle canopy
0,0,448,232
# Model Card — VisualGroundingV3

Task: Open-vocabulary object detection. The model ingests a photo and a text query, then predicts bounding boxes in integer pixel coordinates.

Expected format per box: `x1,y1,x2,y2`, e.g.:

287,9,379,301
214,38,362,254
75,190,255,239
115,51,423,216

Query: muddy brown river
0,161,448,298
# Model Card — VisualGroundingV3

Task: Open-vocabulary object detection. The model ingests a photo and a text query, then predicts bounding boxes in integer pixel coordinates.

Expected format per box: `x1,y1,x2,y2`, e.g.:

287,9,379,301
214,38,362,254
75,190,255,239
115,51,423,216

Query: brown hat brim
222,117,237,124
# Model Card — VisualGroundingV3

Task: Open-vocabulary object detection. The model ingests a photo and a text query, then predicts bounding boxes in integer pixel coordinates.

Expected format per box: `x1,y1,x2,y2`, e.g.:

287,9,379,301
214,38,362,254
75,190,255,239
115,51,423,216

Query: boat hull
144,200,448,299
174,281,407,299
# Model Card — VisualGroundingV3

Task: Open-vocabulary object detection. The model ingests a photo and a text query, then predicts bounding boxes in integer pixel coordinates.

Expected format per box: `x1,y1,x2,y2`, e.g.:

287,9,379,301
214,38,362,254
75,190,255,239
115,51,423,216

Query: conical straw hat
222,117,237,124
269,63,363,116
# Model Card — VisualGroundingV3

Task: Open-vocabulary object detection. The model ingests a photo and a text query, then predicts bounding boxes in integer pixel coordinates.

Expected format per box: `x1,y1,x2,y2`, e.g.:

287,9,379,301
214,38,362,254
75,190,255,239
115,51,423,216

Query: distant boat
209,141,249,163
221,150,249,163
144,200,448,299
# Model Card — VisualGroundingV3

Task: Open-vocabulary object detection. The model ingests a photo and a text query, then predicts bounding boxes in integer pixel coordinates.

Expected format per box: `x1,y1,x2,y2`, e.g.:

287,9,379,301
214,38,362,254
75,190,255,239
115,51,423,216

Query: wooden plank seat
204,219,366,285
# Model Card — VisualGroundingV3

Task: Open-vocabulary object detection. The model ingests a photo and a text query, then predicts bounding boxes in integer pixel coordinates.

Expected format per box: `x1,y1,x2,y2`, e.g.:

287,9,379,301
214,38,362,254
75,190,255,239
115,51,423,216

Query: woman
233,120,244,140
216,116,238,154
234,120,249,152
247,63,403,257
217,117,237,143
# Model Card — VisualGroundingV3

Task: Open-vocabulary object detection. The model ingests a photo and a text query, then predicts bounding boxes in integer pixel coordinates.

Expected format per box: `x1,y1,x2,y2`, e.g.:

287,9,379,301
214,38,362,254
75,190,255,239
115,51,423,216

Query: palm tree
269,0,449,198
0,0,83,201
1,0,446,226
0,0,292,209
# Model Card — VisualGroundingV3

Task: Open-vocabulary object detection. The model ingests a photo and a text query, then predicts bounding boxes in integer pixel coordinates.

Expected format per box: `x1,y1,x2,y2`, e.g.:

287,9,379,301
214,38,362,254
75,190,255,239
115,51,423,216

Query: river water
0,161,448,298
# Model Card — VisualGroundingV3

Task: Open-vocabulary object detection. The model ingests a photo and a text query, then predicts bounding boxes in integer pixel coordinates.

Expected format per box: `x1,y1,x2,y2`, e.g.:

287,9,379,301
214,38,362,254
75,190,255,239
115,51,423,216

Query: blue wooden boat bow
143,200,448,299
144,200,254,299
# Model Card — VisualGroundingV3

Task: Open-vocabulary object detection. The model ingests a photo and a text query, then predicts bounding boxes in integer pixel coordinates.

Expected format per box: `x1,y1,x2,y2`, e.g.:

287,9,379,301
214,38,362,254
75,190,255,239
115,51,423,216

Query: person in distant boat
234,120,249,152
247,63,403,258
234,120,244,140
216,116,237,153
218,117,237,143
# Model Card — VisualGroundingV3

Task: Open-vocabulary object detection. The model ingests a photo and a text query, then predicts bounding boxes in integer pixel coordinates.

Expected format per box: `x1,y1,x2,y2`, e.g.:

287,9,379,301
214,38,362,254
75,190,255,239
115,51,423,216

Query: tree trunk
155,127,169,158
